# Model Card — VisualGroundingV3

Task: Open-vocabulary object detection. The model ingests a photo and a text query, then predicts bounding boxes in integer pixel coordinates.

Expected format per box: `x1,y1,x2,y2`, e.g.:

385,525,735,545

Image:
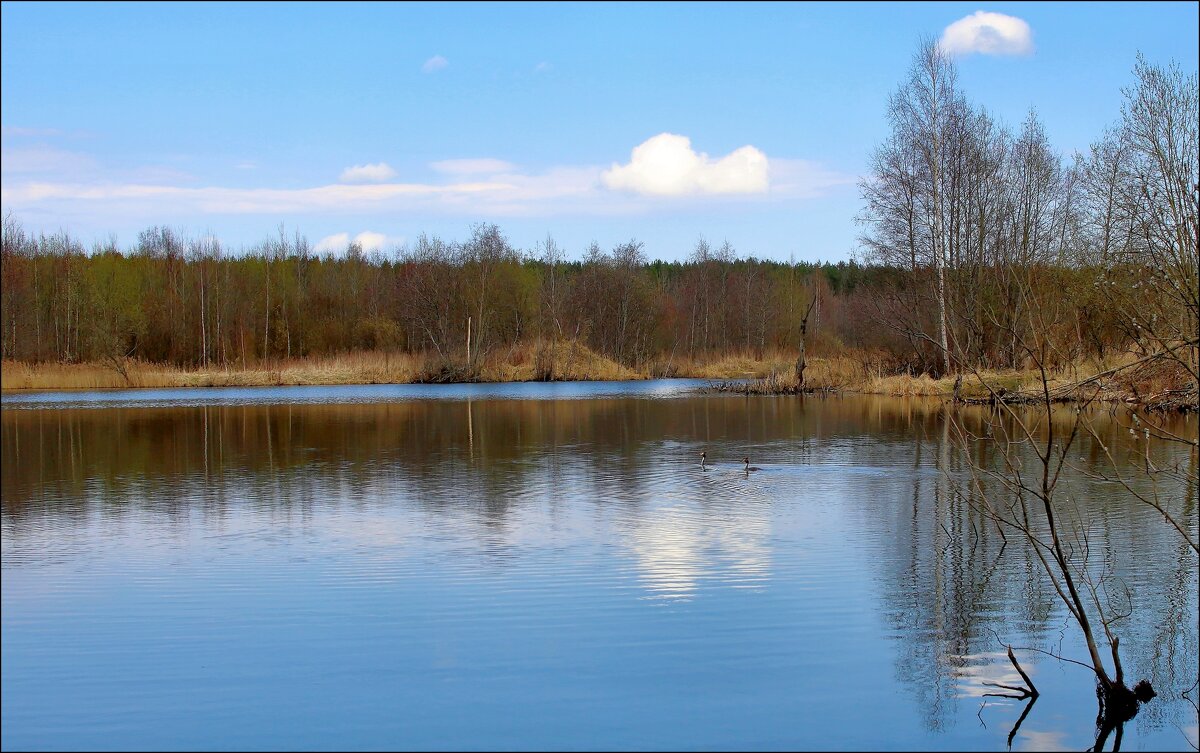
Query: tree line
0,205,1163,377
0,217,906,371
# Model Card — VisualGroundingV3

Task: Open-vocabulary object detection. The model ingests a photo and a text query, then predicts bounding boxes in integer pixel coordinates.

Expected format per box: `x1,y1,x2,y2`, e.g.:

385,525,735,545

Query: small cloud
235,161,257,170
314,231,402,254
533,61,552,74
940,11,1033,56
314,233,350,253
430,158,517,175
422,55,449,74
0,180,513,216
602,133,769,197
352,231,400,252
339,162,397,183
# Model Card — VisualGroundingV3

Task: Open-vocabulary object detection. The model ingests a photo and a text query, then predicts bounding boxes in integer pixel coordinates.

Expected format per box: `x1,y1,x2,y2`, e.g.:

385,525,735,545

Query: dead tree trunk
794,296,818,389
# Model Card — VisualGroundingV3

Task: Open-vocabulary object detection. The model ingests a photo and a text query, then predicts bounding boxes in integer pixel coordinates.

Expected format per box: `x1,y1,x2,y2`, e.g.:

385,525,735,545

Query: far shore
3,344,1192,411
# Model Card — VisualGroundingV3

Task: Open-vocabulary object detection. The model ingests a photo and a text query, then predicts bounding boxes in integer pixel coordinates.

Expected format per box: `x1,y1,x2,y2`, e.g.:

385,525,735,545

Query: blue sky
2,1,1196,261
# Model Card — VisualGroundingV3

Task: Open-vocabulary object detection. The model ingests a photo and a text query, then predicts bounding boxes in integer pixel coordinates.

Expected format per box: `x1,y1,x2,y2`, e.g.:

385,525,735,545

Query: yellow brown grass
4,345,1191,408
669,349,794,380
1,352,429,392
480,339,641,382
0,342,639,392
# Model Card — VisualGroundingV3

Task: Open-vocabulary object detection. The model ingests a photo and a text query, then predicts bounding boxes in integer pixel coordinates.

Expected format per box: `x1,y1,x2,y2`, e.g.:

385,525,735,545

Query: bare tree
859,37,966,376
1083,55,1198,400
947,321,1165,748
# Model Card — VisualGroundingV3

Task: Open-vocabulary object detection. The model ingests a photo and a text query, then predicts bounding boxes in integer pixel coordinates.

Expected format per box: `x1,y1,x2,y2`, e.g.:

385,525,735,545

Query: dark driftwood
1007,645,1038,698
983,646,1038,700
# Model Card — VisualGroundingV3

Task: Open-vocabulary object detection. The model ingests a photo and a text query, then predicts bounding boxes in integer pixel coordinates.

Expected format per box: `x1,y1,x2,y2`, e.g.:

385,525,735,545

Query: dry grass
702,348,1195,408
0,342,640,392
480,339,641,382
837,363,1098,398
2,359,185,391
671,349,794,380
4,345,1192,409
1,352,429,392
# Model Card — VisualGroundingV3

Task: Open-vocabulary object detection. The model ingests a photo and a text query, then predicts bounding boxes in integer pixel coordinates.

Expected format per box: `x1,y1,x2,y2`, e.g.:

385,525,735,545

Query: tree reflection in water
2,393,1195,750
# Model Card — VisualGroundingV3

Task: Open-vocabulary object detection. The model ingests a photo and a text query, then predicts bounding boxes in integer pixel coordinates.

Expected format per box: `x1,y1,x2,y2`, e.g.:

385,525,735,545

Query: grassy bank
1,340,783,392
711,351,1196,411
3,343,1194,411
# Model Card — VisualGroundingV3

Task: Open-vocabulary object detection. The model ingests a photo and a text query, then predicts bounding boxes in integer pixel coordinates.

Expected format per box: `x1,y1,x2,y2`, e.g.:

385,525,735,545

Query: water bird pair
699,451,761,473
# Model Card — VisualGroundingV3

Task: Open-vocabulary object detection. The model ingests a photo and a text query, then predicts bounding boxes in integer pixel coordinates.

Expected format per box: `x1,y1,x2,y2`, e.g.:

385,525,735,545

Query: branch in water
1007,645,1039,698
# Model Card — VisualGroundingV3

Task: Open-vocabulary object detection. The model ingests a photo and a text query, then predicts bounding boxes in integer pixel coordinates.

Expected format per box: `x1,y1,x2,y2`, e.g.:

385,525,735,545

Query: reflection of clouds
324,512,422,551
623,502,770,601
1014,729,1073,752
1183,723,1199,750
952,651,1037,698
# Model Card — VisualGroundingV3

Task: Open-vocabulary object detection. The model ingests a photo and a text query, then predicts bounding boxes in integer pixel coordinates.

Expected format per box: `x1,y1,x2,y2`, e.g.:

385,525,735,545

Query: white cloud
940,11,1033,56
339,162,397,183
314,232,350,253
429,158,517,175
533,61,552,74
1,136,852,223
601,133,769,196
0,180,511,215
352,231,396,251
314,231,402,254
421,55,448,73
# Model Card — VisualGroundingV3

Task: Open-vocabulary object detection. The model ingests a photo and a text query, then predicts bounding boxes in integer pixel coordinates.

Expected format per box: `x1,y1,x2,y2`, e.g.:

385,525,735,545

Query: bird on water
742,456,762,473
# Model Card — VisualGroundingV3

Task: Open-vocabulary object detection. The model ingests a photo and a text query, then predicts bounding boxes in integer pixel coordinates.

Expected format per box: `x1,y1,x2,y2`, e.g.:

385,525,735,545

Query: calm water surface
2,381,1197,751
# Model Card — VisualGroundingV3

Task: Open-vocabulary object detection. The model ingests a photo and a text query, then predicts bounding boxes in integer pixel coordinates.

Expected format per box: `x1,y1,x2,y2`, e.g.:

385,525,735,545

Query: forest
0,218,887,372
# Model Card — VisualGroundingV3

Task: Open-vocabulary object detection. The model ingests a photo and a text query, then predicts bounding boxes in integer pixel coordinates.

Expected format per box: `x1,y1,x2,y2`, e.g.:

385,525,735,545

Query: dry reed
4,345,1191,410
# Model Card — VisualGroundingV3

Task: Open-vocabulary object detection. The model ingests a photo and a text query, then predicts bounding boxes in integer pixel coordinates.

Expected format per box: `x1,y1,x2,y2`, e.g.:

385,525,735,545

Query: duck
742,456,762,473
700,451,712,469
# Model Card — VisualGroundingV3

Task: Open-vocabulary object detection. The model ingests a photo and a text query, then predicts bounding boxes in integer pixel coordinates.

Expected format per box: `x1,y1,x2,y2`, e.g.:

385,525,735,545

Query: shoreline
0,344,793,393
3,351,1193,412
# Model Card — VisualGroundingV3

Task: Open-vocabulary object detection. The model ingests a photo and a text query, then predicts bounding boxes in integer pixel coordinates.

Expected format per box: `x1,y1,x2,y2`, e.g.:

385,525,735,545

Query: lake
2,381,1197,751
